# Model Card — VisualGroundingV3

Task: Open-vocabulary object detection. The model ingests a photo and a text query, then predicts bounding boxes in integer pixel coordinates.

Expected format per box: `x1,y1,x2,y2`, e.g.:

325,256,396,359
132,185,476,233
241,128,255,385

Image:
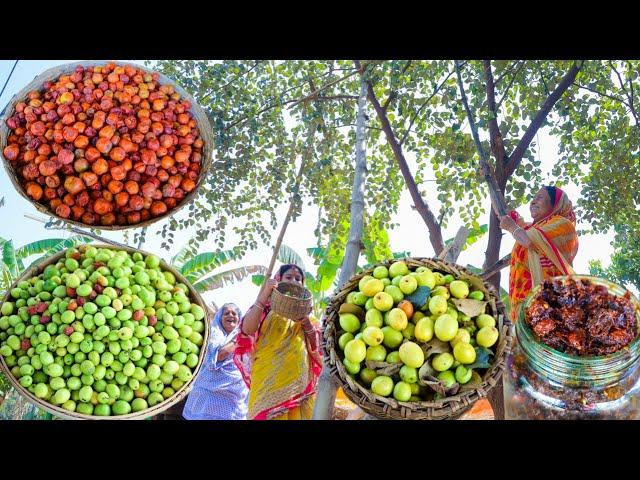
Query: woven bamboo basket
0,61,215,230
0,243,210,420
323,257,514,420
270,281,313,320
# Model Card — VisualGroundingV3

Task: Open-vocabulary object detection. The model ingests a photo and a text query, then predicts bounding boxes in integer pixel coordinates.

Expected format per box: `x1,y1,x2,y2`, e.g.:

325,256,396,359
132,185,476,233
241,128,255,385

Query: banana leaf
170,244,193,269
30,236,93,268
2,240,21,277
193,265,267,292
278,244,305,269
180,250,239,282
16,238,67,259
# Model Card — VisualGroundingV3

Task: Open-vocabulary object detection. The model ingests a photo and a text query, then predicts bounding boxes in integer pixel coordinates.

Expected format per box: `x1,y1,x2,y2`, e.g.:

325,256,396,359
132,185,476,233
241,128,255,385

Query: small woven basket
0,243,210,420
270,281,312,320
0,61,214,231
323,257,514,420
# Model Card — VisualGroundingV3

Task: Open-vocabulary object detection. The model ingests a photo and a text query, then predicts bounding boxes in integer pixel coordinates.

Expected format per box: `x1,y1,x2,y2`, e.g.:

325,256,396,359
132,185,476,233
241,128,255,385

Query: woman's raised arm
241,279,278,335
500,215,533,248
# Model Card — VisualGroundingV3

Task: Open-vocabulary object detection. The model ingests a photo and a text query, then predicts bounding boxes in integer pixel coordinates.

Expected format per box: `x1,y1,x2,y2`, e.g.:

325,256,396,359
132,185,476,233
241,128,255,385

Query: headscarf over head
537,186,576,225
211,303,242,347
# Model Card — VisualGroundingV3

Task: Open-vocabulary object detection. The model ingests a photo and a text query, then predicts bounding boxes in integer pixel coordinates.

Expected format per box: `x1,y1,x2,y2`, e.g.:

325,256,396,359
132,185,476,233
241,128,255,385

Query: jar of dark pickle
505,276,640,420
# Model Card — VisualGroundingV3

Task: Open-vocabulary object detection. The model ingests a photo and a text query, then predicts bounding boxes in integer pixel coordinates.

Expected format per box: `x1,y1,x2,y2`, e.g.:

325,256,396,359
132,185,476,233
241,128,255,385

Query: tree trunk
441,226,470,263
337,81,368,286
484,210,503,290
312,76,369,420
481,254,512,281
356,60,445,255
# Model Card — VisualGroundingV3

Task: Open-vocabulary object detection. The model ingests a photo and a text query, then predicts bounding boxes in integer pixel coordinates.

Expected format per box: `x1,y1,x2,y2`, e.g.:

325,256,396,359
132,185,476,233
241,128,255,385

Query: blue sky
0,60,623,313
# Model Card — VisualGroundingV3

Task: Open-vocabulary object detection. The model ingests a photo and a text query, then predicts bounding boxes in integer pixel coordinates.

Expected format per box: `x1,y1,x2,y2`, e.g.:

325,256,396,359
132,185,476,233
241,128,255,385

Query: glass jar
504,275,640,420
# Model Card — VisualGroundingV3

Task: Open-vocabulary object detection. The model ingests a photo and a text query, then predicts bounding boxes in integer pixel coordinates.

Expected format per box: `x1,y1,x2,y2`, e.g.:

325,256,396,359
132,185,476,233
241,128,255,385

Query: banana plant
168,244,266,293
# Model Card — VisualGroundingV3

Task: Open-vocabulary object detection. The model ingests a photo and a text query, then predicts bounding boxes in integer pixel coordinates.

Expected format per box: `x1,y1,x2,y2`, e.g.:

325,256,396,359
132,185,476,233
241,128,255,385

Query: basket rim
0,243,210,420
274,281,312,300
322,256,514,420
0,60,215,231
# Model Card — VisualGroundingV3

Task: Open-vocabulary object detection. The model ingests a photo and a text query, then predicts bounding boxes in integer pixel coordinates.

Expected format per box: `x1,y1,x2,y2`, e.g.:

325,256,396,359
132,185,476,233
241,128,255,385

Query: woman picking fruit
499,186,579,322
182,303,248,420
234,264,322,420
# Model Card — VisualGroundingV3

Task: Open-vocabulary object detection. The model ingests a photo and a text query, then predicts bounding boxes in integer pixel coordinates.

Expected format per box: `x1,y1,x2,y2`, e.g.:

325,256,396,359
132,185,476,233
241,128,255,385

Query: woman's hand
217,340,237,361
257,279,278,305
499,215,517,233
501,215,533,248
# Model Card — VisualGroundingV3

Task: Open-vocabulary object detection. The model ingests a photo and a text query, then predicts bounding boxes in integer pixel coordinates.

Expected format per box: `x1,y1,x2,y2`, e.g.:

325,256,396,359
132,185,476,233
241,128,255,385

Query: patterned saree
233,306,322,420
508,188,579,322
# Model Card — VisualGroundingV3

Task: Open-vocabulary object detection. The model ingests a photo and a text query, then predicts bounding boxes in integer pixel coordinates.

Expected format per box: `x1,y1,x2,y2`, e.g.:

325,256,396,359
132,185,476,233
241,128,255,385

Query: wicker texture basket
323,257,514,420
0,243,210,420
270,281,312,320
0,61,215,230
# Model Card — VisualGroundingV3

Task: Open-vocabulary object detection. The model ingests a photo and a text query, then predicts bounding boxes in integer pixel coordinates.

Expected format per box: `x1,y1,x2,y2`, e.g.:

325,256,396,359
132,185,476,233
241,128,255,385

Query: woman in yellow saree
233,264,322,420
499,186,579,322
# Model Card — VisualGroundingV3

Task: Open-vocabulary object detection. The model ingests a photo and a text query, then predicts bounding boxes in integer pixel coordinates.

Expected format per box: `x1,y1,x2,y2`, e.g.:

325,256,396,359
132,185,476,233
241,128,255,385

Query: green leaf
193,265,267,292
277,244,305,269
251,274,266,287
2,240,18,277
306,247,324,261
170,245,192,269
468,347,494,370
404,286,431,309
181,251,239,282
30,236,93,268
16,238,67,259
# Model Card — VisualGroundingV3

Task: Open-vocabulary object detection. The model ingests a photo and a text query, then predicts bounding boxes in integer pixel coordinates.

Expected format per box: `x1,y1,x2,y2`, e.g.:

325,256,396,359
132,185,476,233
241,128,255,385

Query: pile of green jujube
335,261,501,403
0,245,206,417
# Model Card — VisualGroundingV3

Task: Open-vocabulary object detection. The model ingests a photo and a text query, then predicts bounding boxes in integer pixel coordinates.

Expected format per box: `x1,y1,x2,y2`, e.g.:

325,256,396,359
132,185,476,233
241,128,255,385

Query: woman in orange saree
233,264,322,420
499,186,579,322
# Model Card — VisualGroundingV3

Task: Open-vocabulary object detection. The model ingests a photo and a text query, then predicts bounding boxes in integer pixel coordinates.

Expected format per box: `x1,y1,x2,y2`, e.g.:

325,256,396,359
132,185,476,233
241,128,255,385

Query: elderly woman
234,264,322,420
499,186,579,322
182,303,248,420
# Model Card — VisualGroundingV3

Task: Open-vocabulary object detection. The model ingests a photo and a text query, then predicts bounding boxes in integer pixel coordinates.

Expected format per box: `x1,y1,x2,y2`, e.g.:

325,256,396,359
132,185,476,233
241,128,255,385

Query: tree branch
495,61,526,112
483,60,508,171
494,60,522,87
481,254,512,281
573,82,627,104
626,62,637,121
218,68,362,131
382,91,397,111
287,69,361,109
317,95,359,101
383,60,413,112
199,60,263,102
454,60,508,217
399,68,457,146
356,60,445,254
534,62,551,96
616,61,640,125
505,61,584,177
441,226,470,264
220,97,305,131
610,61,627,93
400,60,413,75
